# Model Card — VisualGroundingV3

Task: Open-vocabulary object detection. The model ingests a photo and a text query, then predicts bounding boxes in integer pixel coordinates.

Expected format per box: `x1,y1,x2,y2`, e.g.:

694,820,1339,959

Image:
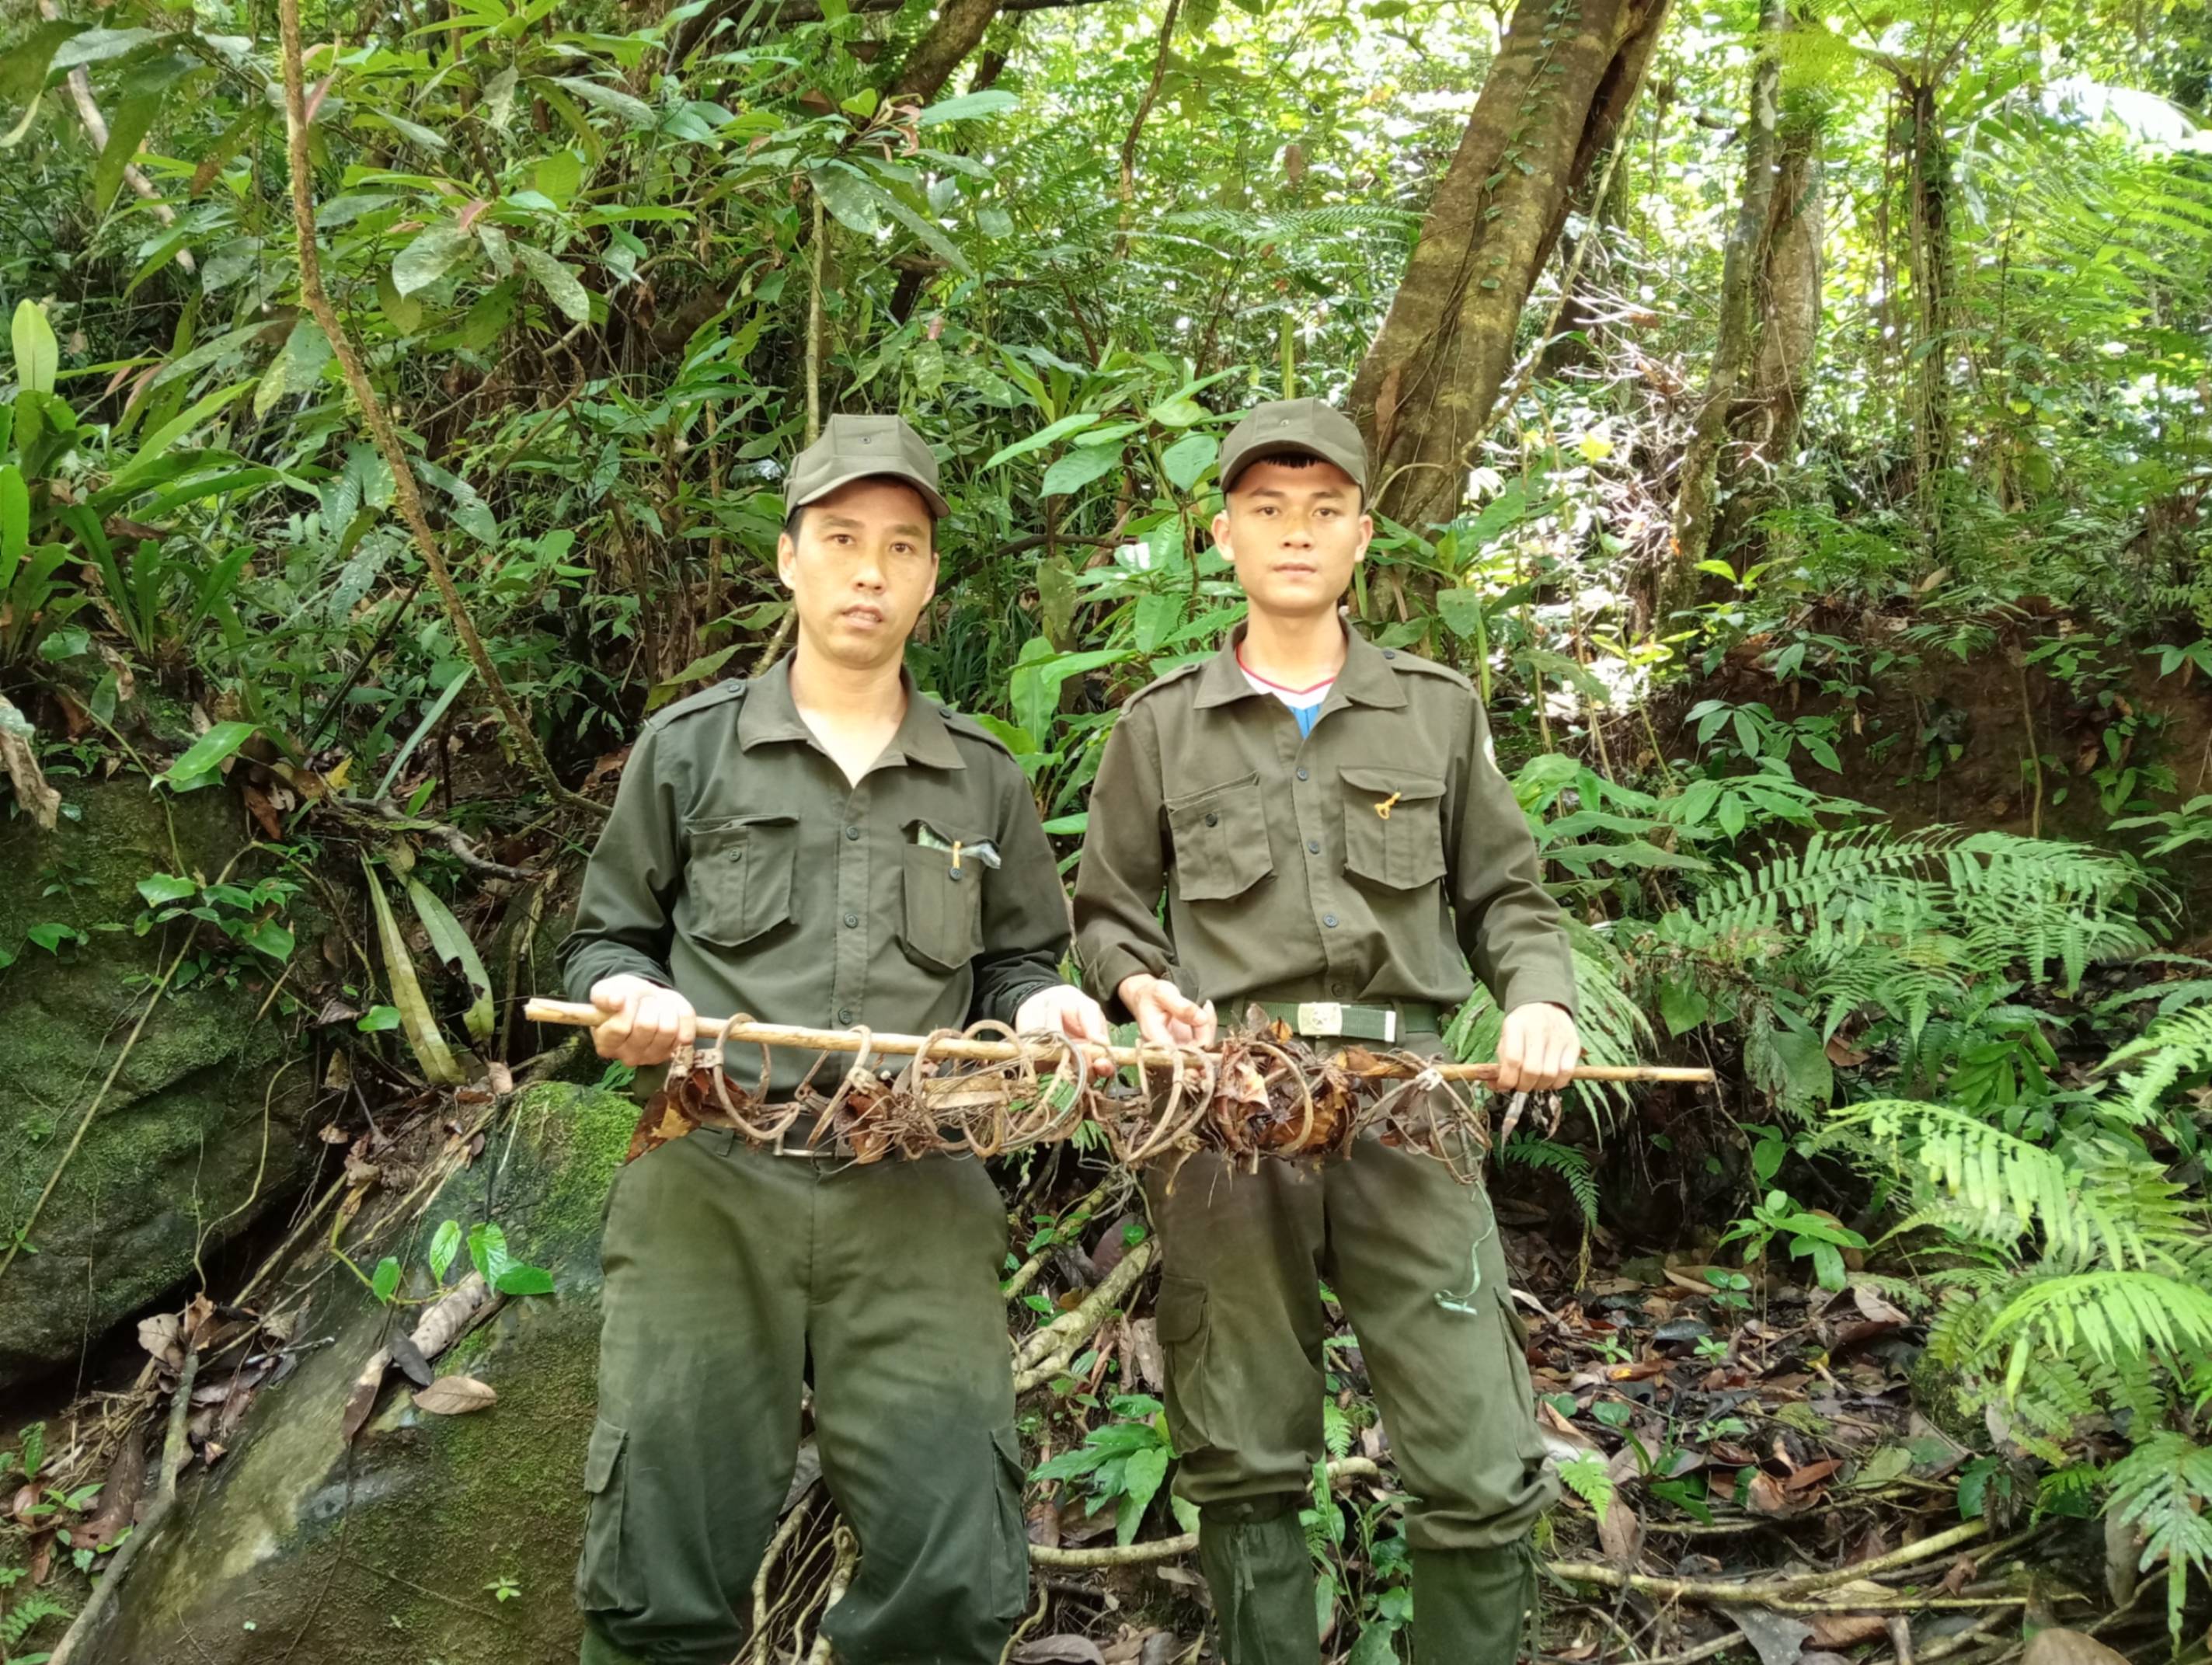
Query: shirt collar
738,656,967,770
1193,619,1408,712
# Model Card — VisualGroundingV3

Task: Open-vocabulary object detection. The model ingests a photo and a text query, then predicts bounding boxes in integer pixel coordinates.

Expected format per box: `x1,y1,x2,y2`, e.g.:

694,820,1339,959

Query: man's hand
1496,1001,1580,1092
590,974,697,1067
1016,984,1115,1075
1117,973,1217,1051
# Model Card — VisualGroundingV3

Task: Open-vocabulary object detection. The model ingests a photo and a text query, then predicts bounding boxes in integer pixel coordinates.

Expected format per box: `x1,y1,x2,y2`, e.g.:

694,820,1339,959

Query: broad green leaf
364,108,446,151
534,149,580,203
552,75,655,128
467,1221,513,1284
357,1005,402,1033
94,55,196,214
1147,394,1209,428
808,161,884,236
11,301,57,396
984,413,1100,470
914,90,1019,127
363,858,465,1085
156,719,256,789
1436,587,1486,640
109,380,255,494
244,918,294,962
428,1220,462,1283
1161,432,1218,492
135,873,198,907
1658,977,1709,1036
253,318,332,420
371,1257,403,1303
407,879,496,1040
51,28,161,70
377,270,422,334
2,20,82,148
513,242,591,323
392,225,475,297
0,465,26,586
1134,593,1183,654
494,1264,556,1296
1041,444,1121,498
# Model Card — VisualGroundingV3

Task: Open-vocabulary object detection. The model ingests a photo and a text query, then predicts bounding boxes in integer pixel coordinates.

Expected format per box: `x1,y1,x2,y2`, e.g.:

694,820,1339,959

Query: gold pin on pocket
1374,791,1402,820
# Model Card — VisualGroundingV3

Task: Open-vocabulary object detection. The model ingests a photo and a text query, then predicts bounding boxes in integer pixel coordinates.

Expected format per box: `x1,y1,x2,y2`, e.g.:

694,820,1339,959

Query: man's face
1212,458,1371,620
777,476,939,671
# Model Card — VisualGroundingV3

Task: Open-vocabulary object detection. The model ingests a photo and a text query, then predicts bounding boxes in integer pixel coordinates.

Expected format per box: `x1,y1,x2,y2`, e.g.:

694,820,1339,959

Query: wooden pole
521,1000,1716,1084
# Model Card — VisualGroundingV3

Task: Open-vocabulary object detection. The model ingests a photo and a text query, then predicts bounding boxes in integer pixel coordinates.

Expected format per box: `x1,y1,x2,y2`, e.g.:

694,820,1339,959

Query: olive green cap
1217,397,1368,495
783,413,950,519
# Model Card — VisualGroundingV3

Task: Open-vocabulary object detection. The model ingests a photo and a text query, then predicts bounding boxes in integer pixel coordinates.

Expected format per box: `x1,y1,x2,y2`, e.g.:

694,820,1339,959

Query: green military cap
1218,396,1369,495
784,413,950,519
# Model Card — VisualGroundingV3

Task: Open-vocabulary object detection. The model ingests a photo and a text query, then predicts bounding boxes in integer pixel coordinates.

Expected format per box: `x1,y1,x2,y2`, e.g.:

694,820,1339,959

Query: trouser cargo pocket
576,1417,632,1613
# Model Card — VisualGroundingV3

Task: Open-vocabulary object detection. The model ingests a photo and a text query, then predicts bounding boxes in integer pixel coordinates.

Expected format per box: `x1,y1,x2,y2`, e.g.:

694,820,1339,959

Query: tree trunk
1348,0,1670,528
1666,0,1785,590
884,0,1005,103
1903,75,1954,525
1710,123,1823,557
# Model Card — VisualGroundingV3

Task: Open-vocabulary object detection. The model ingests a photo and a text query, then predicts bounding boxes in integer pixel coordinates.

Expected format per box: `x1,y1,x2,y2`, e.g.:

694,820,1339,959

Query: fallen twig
1546,1517,1991,1604
50,1346,198,1665
1015,1239,1155,1392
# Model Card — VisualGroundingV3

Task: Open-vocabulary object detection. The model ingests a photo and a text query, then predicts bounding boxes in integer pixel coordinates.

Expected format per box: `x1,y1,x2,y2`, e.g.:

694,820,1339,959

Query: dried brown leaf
138,1311,184,1368
340,1347,391,1444
2022,1630,2130,1665
409,1272,491,1360
1014,1640,1106,1665
413,1374,497,1416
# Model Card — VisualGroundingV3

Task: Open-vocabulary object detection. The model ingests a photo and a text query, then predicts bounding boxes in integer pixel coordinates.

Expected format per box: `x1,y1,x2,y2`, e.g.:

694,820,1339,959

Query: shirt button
1330,982,1346,996
1296,767,1309,782
1322,914,1338,928
844,911,860,928
837,1007,854,1024
1306,839,1321,854
1204,812,1219,827
1383,649,1397,660
845,825,861,841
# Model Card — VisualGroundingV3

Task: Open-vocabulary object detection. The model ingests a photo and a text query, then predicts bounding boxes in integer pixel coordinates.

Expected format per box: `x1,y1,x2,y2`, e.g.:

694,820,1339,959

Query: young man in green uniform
560,414,1110,1665
1071,399,1583,1663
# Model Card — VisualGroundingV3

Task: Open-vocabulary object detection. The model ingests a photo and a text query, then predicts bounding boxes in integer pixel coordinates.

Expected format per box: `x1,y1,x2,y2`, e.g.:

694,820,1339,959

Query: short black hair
781,476,939,549
1228,451,1367,510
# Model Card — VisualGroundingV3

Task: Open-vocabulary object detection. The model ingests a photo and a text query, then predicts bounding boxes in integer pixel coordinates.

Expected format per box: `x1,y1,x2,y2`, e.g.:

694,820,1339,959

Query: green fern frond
1987,1272,2212,1395
1557,1453,1614,1523
0,1590,72,1648
1498,1136,1601,1227
1840,1102,2195,1266
2100,1001,2212,1124
1322,1399,1354,1461
2105,1431,2212,1643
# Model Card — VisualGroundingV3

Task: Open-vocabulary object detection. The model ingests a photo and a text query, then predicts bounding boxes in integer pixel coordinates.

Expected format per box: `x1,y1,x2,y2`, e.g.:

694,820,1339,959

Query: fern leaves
2106,1433,2212,1642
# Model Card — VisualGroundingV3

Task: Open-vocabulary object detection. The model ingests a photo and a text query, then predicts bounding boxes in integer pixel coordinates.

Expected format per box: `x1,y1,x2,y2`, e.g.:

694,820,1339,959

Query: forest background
0,0,2209,1658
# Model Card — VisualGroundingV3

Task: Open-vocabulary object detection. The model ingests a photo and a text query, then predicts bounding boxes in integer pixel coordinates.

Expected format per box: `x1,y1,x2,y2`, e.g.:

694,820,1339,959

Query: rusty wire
624,1015,1539,1178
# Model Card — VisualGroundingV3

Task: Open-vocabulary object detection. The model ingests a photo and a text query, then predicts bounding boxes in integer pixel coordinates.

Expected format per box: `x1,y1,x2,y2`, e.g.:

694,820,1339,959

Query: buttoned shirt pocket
900,825,986,973
685,813,798,948
1339,768,1447,892
1165,772,1274,902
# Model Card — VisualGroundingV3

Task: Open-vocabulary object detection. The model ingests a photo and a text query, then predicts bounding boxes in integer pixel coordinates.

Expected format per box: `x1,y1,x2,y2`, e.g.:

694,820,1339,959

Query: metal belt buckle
1295,1001,1344,1037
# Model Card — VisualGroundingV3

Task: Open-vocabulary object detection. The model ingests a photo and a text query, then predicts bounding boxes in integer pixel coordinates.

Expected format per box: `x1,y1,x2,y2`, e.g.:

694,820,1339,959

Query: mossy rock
89,1082,635,1665
0,779,322,1388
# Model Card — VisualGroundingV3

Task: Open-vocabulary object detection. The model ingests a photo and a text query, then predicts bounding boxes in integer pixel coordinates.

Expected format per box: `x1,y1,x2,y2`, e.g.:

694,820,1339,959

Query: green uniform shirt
559,658,1070,1098
1071,624,1576,1025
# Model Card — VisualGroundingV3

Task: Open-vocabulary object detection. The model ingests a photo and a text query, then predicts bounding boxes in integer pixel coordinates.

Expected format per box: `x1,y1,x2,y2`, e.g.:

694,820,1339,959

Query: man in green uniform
1071,399,1583,1663
560,413,1110,1665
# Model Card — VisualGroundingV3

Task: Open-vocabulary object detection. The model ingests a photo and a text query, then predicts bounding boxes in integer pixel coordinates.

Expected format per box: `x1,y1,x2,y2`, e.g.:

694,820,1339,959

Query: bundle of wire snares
625,1013,1519,1179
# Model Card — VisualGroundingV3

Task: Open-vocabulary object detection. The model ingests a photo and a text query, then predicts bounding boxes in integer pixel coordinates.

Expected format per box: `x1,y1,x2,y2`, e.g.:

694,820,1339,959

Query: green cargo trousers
576,1130,1027,1665
1148,1131,1558,1664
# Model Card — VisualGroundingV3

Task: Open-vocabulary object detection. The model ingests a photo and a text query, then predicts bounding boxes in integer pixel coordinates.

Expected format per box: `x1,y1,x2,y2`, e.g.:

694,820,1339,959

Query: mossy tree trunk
1664,0,1787,603
1347,0,1671,529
